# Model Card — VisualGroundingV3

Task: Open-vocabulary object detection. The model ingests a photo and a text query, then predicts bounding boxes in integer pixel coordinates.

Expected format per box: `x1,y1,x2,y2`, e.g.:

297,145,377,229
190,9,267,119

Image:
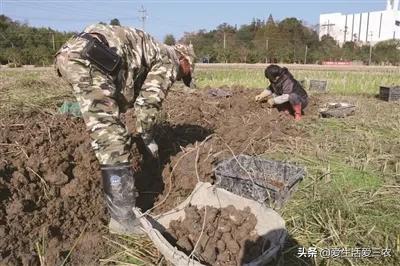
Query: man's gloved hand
267,97,275,108
141,133,159,159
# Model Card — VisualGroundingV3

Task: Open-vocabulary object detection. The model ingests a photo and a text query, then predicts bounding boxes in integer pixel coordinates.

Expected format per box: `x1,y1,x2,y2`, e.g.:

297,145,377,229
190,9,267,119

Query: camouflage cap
174,43,196,68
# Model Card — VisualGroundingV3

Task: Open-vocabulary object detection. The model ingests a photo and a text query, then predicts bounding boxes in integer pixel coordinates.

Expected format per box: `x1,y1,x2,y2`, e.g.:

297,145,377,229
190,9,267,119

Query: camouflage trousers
55,52,165,165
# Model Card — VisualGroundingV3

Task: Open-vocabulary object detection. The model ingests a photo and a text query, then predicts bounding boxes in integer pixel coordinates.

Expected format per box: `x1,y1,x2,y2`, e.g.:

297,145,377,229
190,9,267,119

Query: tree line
0,15,74,66
0,16,121,66
176,15,400,65
1,15,400,66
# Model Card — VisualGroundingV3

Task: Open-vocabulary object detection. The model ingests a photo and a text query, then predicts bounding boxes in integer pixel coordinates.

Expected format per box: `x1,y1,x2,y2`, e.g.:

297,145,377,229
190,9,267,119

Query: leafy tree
177,15,397,64
164,34,176,45
0,15,73,65
318,35,341,61
181,30,219,63
373,40,400,65
110,18,121,26
341,41,361,61
267,14,275,25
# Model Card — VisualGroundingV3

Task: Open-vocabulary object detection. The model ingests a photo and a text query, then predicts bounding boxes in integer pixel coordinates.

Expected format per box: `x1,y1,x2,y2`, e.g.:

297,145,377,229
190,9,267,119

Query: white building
319,0,400,45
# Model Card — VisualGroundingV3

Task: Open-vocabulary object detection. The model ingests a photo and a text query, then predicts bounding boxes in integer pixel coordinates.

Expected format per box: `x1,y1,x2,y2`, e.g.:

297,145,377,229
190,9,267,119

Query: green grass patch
195,67,400,95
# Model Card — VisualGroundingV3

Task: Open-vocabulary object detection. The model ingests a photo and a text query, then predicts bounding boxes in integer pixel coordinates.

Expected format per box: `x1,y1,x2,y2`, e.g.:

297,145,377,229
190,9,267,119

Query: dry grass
264,95,400,265
1,67,399,265
100,235,162,265
0,68,72,114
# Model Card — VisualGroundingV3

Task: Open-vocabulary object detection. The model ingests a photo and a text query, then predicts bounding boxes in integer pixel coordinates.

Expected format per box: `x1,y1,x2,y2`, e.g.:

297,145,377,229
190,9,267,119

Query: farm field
0,65,399,266
195,64,400,95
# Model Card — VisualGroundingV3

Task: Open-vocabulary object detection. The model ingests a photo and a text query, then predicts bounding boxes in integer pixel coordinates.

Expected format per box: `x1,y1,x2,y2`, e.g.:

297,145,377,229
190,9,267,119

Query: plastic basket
379,86,400,102
214,155,305,209
309,80,328,92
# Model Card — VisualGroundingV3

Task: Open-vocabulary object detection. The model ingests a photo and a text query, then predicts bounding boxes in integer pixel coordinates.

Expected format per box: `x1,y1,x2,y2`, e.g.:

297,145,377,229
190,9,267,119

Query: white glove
141,133,159,159
267,97,275,107
255,90,272,102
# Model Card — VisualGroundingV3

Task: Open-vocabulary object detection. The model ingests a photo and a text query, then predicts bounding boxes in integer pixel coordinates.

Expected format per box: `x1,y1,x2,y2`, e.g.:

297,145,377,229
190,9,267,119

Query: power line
5,2,141,24
5,2,109,20
10,2,107,17
138,5,147,31
0,31,75,35
11,16,139,22
0,0,392,2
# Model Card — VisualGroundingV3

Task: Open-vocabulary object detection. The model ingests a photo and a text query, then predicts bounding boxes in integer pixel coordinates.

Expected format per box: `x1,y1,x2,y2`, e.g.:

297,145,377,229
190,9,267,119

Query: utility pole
223,31,227,63
223,31,226,50
304,45,308,64
368,31,373,65
343,15,348,42
52,32,55,51
293,47,296,63
1,0,3,15
369,45,373,65
321,20,336,36
138,5,147,31
263,24,269,63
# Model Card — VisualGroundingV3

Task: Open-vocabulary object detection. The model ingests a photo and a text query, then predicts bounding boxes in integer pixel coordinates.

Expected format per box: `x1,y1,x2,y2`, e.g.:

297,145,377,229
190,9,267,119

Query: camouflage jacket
57,23,179,103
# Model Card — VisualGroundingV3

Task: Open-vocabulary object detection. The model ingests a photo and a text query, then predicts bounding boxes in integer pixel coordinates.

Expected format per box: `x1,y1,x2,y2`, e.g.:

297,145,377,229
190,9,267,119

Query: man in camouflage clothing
55,23,195,235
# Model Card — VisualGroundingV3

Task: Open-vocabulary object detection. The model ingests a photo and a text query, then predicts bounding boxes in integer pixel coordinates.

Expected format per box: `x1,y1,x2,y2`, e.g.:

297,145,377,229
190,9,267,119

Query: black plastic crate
380,86,400,102
214,155,306,209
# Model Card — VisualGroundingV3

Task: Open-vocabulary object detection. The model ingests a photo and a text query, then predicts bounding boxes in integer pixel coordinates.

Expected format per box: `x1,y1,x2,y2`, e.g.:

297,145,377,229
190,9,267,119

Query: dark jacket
268,68,308,99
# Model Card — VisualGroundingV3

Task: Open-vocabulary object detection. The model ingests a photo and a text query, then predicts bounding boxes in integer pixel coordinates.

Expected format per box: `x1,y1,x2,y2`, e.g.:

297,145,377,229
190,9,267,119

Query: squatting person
54,23,195,235
255,64,308,121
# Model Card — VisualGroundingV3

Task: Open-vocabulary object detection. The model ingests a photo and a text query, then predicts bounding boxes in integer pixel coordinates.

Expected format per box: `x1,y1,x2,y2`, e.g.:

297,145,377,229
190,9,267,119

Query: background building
319,0,400,45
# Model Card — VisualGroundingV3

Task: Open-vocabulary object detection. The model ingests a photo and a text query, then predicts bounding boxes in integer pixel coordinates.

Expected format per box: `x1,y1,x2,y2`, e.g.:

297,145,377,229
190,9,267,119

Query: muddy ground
0,87,317,265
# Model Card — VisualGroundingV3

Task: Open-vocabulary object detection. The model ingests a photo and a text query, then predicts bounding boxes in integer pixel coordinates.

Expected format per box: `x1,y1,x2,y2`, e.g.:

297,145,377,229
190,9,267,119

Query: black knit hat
264,64,282,81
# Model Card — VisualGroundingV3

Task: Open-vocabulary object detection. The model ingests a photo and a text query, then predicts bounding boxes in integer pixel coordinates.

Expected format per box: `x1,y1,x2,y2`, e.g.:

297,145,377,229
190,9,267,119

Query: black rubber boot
101,164,144,235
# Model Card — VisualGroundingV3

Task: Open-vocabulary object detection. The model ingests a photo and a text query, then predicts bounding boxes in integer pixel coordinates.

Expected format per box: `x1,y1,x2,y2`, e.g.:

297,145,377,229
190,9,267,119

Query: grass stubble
1,65,399,265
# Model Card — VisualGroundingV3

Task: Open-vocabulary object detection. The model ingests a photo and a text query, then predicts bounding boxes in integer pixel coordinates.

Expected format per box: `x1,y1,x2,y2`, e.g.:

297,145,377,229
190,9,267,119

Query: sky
1,0,388,41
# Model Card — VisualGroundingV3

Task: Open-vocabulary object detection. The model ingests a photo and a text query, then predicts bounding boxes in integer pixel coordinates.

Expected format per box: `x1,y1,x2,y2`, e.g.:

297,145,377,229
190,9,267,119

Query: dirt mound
0,87,311,264
0,113,113,265
165,205,265,265
151,87,308,213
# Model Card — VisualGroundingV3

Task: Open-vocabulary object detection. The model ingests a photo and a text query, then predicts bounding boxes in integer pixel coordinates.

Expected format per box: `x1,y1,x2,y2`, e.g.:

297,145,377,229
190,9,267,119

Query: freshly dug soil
0,86,313,265
165,205,267,266
151,87,313,214
0,114,112,265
